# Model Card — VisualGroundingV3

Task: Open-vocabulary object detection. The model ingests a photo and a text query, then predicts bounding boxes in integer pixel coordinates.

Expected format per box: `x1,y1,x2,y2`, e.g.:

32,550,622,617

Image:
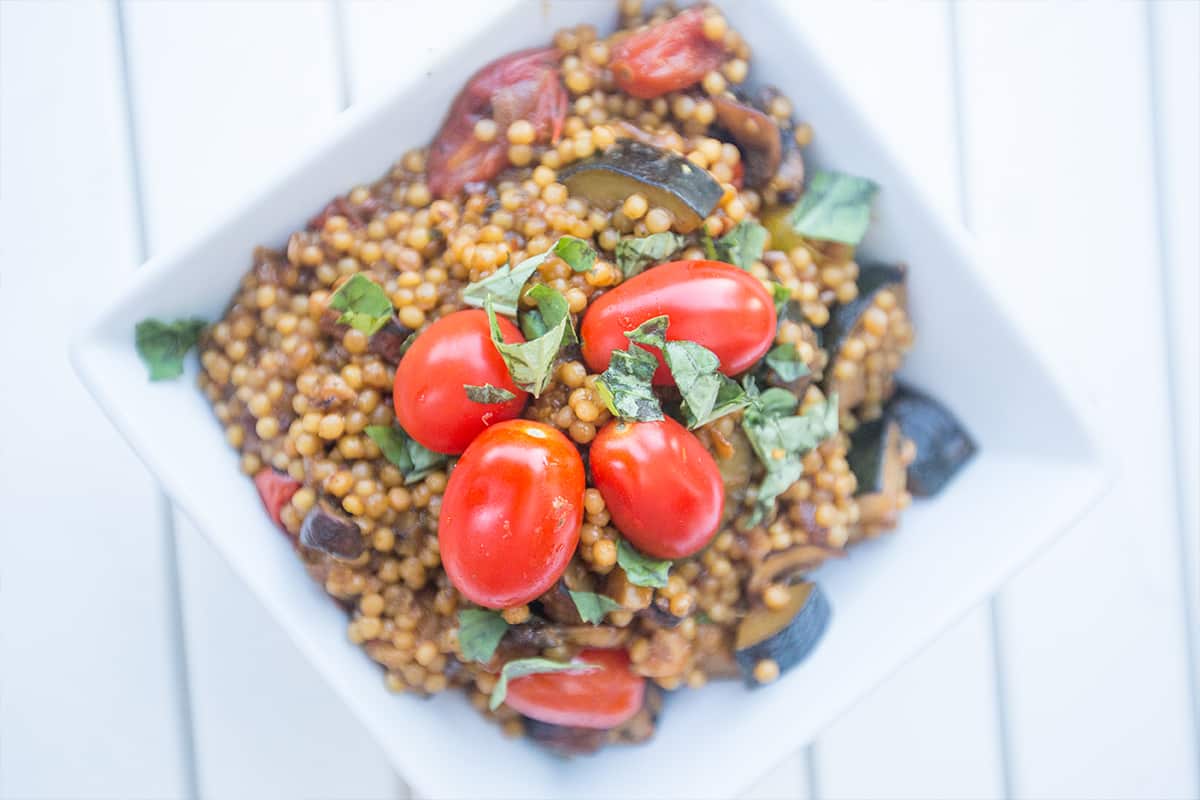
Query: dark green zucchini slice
734,582,831,687
887,385,975,496
559,140,722,233
823,263,908,415
847,416,907,535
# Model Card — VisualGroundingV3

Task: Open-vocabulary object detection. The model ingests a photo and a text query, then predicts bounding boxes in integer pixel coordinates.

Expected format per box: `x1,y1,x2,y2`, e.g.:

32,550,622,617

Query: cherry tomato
427,48,567,198
504,649,646,729
253,468,301,530
580,260,777,385
439,420,585,609
609,8,725,99
590,418,724,559
394,310,528,455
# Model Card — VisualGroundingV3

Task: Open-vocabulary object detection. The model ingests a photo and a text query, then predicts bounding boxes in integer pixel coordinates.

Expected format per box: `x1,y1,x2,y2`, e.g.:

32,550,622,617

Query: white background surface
1,1,1197,798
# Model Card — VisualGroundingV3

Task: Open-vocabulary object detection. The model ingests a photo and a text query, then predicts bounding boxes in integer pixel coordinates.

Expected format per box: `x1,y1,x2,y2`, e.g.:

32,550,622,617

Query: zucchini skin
888,385,976,496
734,583,831,688
558,140,723,232
822,263,906,362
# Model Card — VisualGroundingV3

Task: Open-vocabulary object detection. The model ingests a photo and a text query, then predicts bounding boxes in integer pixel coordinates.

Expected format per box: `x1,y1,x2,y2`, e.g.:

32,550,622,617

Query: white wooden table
2,2,1197,798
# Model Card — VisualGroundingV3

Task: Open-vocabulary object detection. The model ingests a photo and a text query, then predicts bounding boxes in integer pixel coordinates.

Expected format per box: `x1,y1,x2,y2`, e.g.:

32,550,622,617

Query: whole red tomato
590,417,724,559
580,260,777,385
439,420,585,609
393,309,528,454
504,649,646,729
609,8,726,99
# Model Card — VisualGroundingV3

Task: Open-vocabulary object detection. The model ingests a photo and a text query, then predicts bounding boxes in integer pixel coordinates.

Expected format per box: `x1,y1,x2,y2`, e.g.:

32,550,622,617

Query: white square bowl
71,1,1108,798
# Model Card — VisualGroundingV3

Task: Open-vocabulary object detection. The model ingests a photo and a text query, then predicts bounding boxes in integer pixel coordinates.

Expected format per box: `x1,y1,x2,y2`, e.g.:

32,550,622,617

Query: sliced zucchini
734,582,830,687
823,263,909,417
847,416,907,536
559,140,722,233
887,385,976,496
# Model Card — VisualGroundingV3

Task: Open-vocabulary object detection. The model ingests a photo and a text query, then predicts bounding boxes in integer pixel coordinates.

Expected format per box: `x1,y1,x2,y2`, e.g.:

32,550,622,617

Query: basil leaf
463,236,595,317
595,344,663,421
658,337,749,429
457,609,509,663
486,299,568,397
770,282,792,315
489,658,598,711
568,590,624,624
525,283,577,347
742,391,840,521
681,371,750,429
616,538,672,588
789,170,879,245
554,235,597,273
624,315,669,349
464,384,517,404
135,318,206,381
365,424,448,483
328,274,393,335
765,343,811,382
615,232,686,278
711,221,768,270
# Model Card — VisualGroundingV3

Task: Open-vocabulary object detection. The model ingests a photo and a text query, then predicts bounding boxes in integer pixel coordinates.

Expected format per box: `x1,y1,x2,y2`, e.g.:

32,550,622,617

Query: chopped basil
661,340,749,429
328,273,393,335
568,590,624,624
464,384,517,404
555,235,597,272
616,538,672,588
135,317,206,381
741,384,840,521
711,221,768,270
624,315,670,348
489,657,599,711
457,609,509,663
463,236,595,317
595,344,663,422
765,343,811,382
616,315,748,429
770,282,792,315
789,169,879,246
486,299,568,397
615,232,687,278
520,284,577,347
365,424,448,484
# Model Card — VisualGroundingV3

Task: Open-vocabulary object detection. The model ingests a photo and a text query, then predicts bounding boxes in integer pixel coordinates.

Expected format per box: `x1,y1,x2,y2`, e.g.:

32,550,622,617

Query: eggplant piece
823,263,908,415
887,386,976,496
367,316,414,364
299,499,364,559
746,544,843,596
712,94,781,189
847,416,907,535
523,718,607,756
559,140,722,233
536,580,585,625
639,597,685,629
734,582,830,687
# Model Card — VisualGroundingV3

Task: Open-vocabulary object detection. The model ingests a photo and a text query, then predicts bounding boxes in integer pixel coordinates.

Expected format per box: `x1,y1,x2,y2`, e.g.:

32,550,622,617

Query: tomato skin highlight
439,420,585,609
590,418,725,559
580,260,777,385
393,310,528,455
254,468,301,530
505,649,646,729
609,8,725,99
427,48,567,198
